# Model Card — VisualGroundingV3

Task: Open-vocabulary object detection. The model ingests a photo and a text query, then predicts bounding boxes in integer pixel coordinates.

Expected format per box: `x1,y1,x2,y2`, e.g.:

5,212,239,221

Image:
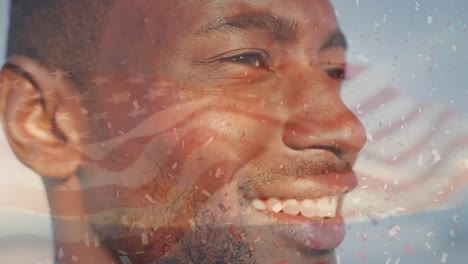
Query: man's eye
196,48,271,71
221,53,270,69
324,68,346,81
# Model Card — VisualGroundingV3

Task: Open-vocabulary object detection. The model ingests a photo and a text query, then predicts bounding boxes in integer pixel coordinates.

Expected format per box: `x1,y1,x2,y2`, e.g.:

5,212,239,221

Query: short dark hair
7,0,115,89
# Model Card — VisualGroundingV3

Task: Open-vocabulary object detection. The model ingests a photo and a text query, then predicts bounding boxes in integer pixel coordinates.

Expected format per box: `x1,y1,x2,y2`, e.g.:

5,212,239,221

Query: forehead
206,0,335,20
105,0,337,35
95,0,337,73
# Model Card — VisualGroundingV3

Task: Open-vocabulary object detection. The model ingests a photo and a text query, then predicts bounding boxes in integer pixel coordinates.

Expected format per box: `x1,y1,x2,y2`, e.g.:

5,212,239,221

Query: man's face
76,0,366,263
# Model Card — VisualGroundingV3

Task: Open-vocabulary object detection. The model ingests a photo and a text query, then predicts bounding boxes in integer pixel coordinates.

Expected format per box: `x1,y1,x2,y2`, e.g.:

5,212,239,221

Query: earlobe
0,56,86,179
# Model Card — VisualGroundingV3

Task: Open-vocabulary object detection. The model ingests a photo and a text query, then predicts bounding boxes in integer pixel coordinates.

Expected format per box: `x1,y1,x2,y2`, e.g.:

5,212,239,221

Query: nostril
309,145,343,158
283,134,344,158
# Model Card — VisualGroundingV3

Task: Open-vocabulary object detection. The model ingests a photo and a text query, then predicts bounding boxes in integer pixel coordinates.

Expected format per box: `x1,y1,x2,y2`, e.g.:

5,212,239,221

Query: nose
281,66,366,165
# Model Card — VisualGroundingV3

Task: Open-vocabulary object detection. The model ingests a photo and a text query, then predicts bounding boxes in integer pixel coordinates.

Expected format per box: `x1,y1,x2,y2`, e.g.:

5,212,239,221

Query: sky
333,0,468,116
0,0,7,63
0,1,467,263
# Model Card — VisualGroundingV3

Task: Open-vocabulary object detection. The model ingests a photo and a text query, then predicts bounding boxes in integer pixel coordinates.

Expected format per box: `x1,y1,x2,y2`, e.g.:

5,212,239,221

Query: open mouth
247,194,346,250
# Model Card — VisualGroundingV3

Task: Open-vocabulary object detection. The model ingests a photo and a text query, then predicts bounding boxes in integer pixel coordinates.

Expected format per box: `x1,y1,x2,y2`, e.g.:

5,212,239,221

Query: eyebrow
320,30,348,51
197,11,348,50
197,11,300,42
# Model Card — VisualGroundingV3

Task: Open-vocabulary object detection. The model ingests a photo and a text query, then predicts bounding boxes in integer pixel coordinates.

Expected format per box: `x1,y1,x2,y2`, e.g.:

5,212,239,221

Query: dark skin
0,0,366,263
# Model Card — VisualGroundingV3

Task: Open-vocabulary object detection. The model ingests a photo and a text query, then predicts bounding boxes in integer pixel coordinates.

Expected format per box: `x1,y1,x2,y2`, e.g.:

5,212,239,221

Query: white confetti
441,252,448,263
58,248,64,260
336,255,341,264
144,193,158,205
395,257,400,264
425,242,432,250
203,136,214,147
119,256,133,264
385,257,392,264
202,189,211,197
215,167,224,178
418,154,423,167
334,9,340,17
118,250,128,255
133,100,140,110
427,16,433,24
357,54,368,64
173,127,179,140
366,131,373,142
141,232,149,245
432,149,441,163
388,225,400,237
452,45,457,52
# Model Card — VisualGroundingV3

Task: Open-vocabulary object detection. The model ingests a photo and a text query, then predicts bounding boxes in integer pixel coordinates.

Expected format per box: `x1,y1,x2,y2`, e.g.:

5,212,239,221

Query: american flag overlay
1,0,468,263
0,63,467,263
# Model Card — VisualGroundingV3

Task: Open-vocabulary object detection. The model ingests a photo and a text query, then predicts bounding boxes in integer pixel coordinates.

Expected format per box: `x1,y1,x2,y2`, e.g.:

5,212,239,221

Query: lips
248,194,346,250
243,169,357,251
246,170,357,200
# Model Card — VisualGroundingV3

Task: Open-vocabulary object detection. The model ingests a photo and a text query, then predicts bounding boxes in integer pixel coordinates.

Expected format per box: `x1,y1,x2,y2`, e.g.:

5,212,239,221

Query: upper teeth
251,196,338,218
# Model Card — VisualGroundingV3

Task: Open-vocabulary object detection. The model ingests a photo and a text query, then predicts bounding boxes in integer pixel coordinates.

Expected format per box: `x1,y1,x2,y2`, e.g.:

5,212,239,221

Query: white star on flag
93,76,111,86
106,92,130,105
50,69,70,79
127,76,145,85
88,112,109,123
127,108,147,118
144,88,165,102
68,91,91,103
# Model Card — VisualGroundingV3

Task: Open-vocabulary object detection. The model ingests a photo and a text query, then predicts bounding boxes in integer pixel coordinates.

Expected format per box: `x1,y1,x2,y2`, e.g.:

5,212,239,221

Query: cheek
212,115,272,156
135,106,276,211
80,98,280,256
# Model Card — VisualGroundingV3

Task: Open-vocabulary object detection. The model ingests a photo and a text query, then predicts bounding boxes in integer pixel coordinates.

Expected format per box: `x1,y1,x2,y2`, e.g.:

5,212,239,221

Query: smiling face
4,0,366,263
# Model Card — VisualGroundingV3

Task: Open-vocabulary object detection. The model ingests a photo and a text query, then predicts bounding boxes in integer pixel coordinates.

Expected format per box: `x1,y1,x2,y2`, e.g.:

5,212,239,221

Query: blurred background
1,0,467,263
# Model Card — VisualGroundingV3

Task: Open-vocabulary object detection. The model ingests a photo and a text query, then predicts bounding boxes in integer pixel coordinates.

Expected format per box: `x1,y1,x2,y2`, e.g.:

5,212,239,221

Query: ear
0,55,87,179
